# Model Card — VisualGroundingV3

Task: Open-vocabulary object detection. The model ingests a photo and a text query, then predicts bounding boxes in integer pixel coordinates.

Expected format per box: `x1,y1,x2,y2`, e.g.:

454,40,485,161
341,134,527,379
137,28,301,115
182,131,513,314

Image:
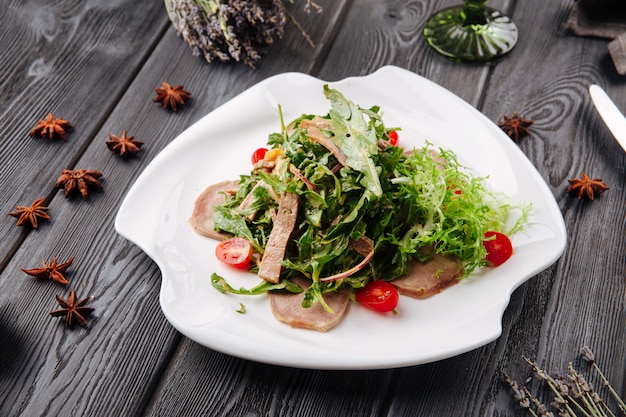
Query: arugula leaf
323,85,383,197
302,281,334,313
212,205,262,252
211,273,302,295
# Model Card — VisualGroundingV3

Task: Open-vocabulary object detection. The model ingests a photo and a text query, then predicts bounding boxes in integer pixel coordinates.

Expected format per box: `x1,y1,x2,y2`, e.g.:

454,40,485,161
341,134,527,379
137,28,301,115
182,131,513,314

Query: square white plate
115,66,566,369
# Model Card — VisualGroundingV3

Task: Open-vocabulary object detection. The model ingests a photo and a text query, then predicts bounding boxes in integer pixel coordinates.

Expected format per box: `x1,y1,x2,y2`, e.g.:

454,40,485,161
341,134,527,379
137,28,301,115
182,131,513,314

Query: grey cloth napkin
565,0,626,74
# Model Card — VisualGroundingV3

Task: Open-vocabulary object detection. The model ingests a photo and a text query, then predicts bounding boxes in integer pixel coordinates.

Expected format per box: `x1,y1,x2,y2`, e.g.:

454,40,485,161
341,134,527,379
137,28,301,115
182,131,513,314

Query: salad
191,86,529,331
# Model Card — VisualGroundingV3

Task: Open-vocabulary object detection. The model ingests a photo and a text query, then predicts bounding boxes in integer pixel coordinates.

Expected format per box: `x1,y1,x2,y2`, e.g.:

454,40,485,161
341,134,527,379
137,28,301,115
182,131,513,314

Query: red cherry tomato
387,130,399,146
447,185,462,195
355,281,399,312
483,231,513,266
446,181,463,195
251,147,268,164
215,237,253,269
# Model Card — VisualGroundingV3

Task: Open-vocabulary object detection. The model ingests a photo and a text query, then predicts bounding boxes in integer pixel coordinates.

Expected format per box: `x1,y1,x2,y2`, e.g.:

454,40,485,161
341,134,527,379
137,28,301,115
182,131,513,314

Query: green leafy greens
210,86,529,309
323,85,383,197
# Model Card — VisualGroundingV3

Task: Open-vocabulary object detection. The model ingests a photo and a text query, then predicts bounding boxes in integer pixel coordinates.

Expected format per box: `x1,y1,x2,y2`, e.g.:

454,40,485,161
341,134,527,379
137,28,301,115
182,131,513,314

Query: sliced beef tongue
189,180,239,240
257,191,299,284
237,180,278,219
269,276,350,332
299,117,349,167
391,254,464,299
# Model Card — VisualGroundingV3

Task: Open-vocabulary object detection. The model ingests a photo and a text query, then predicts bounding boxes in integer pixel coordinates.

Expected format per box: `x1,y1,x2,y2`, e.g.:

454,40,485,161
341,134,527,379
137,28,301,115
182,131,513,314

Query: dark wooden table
1,1,624,416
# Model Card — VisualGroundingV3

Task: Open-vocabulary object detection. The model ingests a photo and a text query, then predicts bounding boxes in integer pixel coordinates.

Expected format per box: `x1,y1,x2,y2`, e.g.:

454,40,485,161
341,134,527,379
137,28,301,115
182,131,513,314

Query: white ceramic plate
115,66,566,370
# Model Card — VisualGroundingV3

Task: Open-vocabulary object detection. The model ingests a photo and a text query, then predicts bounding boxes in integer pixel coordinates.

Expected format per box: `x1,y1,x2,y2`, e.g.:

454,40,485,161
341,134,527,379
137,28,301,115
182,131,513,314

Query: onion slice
319,236,374,282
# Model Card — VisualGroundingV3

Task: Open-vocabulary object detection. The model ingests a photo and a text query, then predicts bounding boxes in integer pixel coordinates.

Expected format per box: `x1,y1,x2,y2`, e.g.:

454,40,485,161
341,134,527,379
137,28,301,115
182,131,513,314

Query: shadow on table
0,306,29,380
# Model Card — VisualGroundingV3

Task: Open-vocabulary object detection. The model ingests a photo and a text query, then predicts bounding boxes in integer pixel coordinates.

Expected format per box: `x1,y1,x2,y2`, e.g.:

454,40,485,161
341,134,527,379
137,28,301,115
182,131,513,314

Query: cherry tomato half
446,180,464,195
355,281,399,313
387,130,399,146
483,231,513,266
215,237,253,269
251,147,268,164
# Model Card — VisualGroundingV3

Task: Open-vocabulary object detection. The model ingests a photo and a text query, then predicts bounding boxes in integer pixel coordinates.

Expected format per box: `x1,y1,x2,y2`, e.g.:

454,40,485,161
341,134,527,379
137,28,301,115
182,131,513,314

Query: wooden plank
145,338,396,416
0,0,170,268
0,2,177,415
478,1,626,415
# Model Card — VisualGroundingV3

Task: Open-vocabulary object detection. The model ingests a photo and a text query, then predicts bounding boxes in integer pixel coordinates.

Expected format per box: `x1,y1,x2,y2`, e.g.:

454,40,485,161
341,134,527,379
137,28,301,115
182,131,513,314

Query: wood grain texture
145,338,396,417
0,0,169,269
480,0,626,387
480,1,626,415
318,0,494,104
0,0,624,416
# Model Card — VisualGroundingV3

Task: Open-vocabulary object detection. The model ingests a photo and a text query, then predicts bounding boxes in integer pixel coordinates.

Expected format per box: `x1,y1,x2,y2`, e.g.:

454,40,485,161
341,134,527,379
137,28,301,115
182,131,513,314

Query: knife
589,84,626,153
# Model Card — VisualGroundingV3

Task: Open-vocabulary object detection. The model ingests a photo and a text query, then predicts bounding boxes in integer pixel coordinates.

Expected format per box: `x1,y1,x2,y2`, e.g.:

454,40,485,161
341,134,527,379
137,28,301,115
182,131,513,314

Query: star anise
498,112,533,142
8,197,50,228
55,169,103,199
30,113,73,140
153,82,190,111
21,256,75,285
567,173,609,200
106,130,143,157
50,289,94,327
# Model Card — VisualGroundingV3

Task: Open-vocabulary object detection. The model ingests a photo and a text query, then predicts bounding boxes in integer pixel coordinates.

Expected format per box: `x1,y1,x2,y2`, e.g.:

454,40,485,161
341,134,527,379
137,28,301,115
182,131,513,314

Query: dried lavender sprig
553,372,572,399
552,399,573,417
280,2,315,48
165,0,229,62
303,0,322,13
555,370,601,417
504,373,540,416
165,0,287,68
569,363,611,417
580,346,626,416
568,363,607,417
524,386,556,417
283,0,322,14
524,356,588,417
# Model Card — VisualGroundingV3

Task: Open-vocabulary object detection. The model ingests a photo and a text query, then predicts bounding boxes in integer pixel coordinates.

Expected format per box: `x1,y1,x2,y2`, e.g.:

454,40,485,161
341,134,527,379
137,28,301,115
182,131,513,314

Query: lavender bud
504,374,531,409
580,346,595,364
165,0,288,68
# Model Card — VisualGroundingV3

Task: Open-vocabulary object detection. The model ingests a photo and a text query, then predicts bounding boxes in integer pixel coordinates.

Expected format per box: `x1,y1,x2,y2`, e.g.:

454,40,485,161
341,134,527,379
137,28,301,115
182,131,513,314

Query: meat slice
269,276,350,332
299,116,332,130
237,180,278,219
349,236,374,258
299,118,349,166
190,180,239,240
391,254,464,299
319,236,375,282
257,191,299,284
